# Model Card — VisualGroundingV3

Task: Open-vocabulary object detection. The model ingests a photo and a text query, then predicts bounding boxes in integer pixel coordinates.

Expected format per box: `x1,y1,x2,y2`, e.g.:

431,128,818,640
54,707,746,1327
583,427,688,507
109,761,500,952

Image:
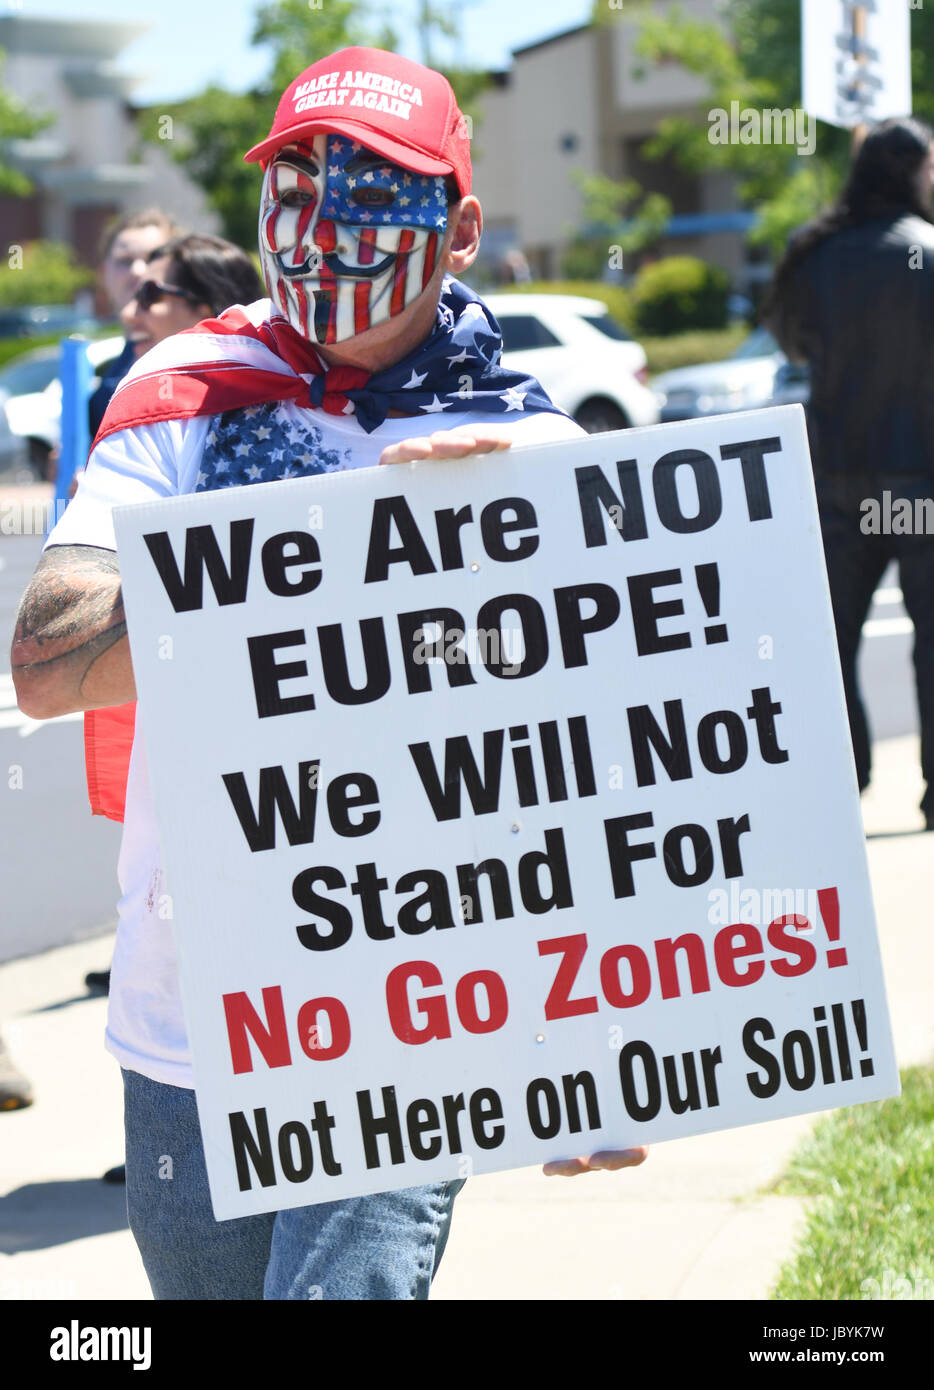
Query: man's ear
443,196,482,275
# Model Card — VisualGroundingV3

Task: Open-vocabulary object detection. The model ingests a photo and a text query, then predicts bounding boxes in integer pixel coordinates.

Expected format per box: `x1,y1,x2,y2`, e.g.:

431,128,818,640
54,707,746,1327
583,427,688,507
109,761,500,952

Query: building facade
470,1,758,289
0,13,219,277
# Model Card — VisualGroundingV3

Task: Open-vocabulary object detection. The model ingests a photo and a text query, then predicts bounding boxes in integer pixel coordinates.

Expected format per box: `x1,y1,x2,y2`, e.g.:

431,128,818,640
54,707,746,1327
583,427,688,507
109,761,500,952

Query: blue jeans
122,1069,464,1300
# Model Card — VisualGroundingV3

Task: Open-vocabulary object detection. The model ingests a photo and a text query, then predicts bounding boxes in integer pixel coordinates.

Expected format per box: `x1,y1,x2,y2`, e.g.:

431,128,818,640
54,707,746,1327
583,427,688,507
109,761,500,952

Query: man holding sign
10,48,645,1301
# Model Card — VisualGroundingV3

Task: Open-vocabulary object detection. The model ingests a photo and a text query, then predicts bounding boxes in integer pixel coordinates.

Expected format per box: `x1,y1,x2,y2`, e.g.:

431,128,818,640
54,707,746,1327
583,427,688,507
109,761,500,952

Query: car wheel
573,398,629,434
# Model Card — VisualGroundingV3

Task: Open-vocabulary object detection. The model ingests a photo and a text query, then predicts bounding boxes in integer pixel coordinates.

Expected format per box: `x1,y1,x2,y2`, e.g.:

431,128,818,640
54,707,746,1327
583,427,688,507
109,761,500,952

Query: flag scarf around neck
85,277,569,821
92,276,566,449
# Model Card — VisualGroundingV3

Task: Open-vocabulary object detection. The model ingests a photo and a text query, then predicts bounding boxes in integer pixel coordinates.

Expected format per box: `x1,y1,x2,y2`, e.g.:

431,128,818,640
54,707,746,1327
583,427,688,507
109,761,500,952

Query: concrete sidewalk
1,736,931,1302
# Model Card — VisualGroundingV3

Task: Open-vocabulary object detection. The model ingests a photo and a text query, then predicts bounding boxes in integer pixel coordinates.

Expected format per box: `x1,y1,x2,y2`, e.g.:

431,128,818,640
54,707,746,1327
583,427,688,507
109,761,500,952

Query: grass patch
0,324,119,372
0,333,64,370
771,1066,934,1300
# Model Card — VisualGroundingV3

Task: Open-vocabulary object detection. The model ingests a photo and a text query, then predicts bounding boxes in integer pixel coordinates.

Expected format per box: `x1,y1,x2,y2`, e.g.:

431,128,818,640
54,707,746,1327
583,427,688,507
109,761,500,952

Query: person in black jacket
764,116,934,826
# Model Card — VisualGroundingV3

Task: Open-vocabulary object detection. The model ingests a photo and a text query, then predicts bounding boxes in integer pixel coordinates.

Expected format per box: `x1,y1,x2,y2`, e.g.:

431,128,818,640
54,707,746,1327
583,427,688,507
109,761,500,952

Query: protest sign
113,404,898,1219
802,0,912,132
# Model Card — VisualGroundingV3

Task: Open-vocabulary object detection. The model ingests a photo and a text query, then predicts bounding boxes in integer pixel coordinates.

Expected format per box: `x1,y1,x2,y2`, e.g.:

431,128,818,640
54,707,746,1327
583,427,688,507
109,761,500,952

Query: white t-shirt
47,395,586,1087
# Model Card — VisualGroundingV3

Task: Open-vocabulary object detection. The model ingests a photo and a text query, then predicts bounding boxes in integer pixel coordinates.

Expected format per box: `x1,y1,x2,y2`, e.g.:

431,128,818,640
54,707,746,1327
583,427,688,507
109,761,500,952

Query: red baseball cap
243,46,471,196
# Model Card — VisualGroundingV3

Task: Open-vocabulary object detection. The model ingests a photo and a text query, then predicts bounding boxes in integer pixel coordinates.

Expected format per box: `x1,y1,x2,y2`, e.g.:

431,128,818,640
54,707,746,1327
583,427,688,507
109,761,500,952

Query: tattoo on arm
11,545,130,704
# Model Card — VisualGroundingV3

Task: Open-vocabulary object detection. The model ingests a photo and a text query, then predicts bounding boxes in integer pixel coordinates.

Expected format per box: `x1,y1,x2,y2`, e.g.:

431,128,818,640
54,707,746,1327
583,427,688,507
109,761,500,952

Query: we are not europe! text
135,434,783,717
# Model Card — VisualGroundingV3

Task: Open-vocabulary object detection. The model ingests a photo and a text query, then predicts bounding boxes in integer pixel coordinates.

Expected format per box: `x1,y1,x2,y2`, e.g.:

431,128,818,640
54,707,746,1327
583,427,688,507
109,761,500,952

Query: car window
582,314,632,341
0,354,60,396
497,314,561,352
731,327,778,359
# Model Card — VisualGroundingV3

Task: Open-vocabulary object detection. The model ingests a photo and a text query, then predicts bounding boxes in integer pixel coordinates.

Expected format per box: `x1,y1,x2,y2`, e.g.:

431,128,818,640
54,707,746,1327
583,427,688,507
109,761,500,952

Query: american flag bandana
92,275,567,452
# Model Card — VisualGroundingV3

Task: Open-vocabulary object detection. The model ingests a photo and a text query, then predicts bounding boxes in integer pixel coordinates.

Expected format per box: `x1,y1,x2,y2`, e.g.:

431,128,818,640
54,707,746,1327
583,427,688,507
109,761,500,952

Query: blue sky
6,0,595,104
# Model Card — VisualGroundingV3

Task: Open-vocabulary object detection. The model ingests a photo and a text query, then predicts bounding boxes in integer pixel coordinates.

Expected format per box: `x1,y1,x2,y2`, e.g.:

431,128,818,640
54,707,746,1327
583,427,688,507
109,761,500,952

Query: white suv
483,293,659,433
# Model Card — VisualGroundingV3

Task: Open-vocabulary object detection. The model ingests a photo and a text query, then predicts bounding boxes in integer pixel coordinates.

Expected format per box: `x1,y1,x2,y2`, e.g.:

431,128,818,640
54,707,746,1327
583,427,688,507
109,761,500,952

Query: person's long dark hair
764,116,934,319
148,234,264,317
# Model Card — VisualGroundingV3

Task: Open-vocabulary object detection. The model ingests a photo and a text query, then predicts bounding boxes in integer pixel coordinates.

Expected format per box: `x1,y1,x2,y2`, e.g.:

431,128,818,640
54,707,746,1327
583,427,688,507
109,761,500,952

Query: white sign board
802,0,912,130
114,406,897,1220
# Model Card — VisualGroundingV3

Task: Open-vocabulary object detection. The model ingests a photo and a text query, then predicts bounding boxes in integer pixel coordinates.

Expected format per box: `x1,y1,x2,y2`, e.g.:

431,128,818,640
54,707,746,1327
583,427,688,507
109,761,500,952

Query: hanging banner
802,0,912,130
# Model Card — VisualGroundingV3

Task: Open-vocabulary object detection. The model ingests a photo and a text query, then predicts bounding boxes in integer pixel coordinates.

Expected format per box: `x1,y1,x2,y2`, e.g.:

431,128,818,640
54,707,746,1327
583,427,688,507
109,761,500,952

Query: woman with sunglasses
122,234,264,361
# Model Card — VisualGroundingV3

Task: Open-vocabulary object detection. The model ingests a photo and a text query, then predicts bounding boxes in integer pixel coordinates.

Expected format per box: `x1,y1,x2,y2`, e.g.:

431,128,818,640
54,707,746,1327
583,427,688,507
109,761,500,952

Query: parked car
652,327,793,422
483,293,659,433
0,335,124,478
771,359,811,408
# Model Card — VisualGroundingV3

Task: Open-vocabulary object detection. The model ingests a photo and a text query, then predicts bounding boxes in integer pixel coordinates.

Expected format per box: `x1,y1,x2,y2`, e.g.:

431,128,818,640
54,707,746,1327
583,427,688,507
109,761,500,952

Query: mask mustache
276,247,399,280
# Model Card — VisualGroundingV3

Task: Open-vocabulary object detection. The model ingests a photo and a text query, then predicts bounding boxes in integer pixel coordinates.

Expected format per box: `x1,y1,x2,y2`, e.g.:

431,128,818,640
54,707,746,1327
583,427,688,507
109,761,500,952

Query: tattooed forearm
11,545,137,716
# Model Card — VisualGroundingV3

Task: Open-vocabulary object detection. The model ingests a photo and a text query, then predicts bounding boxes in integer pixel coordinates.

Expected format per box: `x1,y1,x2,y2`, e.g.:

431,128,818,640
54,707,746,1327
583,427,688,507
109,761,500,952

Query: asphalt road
0,514,921,965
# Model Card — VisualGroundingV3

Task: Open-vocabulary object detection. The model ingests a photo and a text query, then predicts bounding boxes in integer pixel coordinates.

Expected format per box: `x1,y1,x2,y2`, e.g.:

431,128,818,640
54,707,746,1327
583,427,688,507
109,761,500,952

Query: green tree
0,48,53,195
565,170,672,276
140,0,488,249
593,0,934,255
0,240,93,307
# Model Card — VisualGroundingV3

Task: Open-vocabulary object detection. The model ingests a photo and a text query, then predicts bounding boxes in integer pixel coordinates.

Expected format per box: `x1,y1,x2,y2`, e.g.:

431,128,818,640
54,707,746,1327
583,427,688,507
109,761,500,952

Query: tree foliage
593,0,934,255
630,254,730,335
0,48,53,196
562,171,672,278
0,240,93,307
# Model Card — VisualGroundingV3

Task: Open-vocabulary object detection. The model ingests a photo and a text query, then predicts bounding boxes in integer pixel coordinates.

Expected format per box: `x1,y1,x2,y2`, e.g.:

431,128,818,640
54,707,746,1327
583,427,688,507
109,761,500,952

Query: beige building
471,1,755,289
0,13,219,274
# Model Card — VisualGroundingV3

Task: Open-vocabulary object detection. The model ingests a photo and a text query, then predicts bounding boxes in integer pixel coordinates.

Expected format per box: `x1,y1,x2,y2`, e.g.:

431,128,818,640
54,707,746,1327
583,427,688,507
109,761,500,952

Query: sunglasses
135,279,203,311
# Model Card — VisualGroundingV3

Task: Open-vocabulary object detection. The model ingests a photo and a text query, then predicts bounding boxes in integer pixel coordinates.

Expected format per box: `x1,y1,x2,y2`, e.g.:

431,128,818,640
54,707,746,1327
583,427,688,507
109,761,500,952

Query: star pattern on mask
317,136,449,234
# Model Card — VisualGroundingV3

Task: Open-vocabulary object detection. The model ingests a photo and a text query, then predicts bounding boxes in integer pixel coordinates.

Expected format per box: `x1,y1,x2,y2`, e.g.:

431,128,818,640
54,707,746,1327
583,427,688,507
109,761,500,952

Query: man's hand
378,427,514,466
11,544,136,719
543,1146,650,1178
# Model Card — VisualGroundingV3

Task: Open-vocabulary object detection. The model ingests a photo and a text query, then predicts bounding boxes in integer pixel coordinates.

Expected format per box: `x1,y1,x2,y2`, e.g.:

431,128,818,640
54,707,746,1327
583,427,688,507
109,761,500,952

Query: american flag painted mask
259,133,448,345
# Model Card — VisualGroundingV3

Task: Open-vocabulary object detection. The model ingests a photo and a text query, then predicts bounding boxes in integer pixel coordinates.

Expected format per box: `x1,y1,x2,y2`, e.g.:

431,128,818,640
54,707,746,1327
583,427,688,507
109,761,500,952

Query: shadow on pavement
0,1178,127,1253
